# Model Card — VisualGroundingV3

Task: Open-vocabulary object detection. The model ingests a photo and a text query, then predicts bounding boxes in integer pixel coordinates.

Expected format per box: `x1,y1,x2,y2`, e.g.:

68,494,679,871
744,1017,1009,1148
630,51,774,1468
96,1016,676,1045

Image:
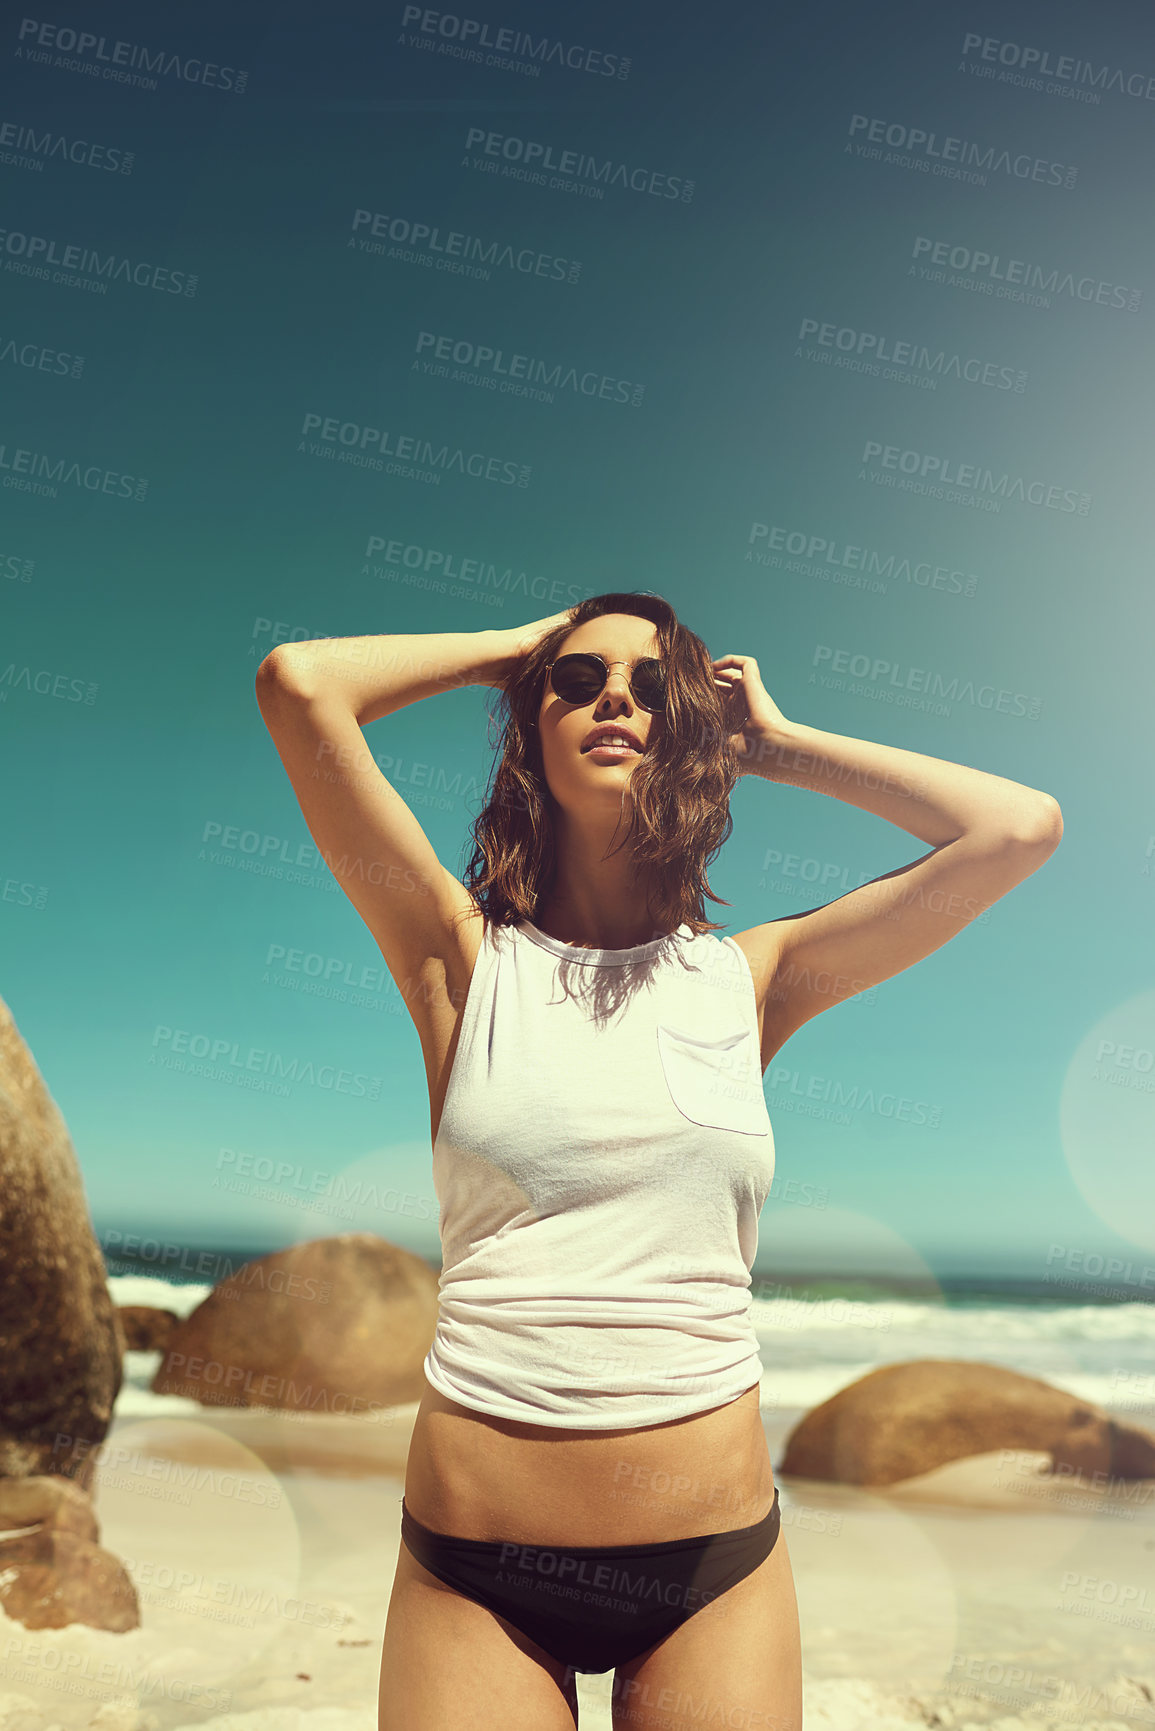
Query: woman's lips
586,743,641,760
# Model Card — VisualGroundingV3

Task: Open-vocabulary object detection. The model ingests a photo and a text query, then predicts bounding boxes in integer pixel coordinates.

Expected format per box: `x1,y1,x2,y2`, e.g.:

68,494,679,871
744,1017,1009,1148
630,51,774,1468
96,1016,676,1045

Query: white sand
1,1399,1153,1730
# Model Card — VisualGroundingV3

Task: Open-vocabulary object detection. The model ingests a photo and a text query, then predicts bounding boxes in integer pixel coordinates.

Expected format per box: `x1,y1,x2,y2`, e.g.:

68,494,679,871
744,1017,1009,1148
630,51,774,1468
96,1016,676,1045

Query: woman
255,591,1062,1731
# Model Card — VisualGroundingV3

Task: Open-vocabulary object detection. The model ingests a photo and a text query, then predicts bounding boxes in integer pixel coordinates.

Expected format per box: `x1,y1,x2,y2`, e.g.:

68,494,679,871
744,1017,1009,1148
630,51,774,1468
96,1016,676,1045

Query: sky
2,0,1152,1292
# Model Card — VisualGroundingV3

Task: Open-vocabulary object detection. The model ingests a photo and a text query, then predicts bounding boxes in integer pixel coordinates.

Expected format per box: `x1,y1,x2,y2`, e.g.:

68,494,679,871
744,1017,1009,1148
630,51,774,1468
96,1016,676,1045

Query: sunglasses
546,654,667,713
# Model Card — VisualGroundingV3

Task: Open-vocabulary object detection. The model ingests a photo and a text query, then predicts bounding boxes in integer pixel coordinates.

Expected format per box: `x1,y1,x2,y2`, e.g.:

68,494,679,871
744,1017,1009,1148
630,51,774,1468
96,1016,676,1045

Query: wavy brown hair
458,592,741,940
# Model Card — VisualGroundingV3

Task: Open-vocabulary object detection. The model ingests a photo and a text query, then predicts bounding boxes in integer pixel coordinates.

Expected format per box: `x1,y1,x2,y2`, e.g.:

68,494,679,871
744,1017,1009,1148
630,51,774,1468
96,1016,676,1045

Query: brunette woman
256,591,1061,1731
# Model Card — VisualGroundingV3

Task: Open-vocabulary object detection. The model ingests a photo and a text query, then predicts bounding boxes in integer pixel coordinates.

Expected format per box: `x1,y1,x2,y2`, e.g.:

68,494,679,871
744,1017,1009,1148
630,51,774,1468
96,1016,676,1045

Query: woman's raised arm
252,613,571,1011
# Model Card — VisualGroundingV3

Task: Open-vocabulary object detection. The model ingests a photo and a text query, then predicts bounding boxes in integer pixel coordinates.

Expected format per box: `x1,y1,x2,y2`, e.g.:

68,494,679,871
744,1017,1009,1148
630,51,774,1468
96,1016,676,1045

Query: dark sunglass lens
552,656,603,702
633,661,666,709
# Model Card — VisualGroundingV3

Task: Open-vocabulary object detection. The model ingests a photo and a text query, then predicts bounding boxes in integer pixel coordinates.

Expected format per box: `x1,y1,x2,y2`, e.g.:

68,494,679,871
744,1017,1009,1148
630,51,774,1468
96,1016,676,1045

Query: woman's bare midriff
402,1378,777,1546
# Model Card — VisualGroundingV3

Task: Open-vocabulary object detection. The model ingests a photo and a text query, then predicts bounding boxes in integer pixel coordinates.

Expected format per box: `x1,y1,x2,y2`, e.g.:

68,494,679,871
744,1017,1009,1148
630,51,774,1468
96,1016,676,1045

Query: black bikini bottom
400,1486,781,1675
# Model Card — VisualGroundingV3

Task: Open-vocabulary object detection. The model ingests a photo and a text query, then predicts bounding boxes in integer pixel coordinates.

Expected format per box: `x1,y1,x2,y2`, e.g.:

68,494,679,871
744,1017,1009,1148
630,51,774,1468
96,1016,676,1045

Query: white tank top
422,915,775,1428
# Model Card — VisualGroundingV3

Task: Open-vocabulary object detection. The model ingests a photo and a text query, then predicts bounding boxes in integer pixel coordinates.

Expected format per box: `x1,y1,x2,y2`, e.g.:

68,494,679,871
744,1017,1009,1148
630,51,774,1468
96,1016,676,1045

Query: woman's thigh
378,1539,580,1731
610,1529,803,1731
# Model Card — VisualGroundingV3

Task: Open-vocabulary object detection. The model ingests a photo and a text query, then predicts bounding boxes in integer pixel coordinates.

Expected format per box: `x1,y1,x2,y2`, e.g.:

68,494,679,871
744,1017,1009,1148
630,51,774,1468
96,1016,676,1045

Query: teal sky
2,0,1152,1289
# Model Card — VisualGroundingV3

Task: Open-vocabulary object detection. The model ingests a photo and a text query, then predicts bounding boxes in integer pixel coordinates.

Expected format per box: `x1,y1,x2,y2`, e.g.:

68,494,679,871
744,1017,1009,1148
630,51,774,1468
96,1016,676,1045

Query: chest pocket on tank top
656,1022,770,1137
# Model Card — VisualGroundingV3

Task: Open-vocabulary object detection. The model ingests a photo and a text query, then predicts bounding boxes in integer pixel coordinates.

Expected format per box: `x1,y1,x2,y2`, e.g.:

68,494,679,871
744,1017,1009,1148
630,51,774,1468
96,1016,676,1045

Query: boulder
115,1304,179,1352
0,1474,138,1631
778,1358,1155,1486
1110,1420,1155,1479
0,1471,98,1541
0,994,123,1492
151,1233,439,1415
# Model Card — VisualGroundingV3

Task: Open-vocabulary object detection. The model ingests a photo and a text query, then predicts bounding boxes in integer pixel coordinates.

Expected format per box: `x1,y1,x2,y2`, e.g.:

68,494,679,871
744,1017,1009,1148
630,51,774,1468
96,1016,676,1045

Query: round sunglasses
546,654,667,713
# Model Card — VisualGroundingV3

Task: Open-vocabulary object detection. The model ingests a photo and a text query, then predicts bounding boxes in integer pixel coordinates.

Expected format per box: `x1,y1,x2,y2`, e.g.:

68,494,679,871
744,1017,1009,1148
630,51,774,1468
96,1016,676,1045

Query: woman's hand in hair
511,608,578,659
478,608,576,687
712,653,792,769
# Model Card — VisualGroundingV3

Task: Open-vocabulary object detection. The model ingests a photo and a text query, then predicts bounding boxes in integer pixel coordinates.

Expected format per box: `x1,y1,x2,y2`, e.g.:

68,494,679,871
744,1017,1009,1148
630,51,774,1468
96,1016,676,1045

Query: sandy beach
3,1362,1154,1731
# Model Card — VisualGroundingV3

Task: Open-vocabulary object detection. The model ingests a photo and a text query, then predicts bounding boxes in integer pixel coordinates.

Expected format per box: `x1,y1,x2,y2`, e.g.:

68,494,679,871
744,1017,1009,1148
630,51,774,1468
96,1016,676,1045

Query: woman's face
536,614,665,815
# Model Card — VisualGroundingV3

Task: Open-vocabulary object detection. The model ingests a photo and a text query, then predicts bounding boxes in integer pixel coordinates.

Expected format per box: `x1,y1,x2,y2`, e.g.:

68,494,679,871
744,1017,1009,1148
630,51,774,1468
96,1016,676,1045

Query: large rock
778,1358,1155,1486
115,1303,179,1352
0,1472,98,1541
0,994,123,1493
0,1475,138,1630
151,1233,439,1414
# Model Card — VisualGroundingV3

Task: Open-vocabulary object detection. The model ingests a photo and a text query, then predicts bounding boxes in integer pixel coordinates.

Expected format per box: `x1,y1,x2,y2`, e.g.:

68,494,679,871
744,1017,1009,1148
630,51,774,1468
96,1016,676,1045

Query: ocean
109,1267,1155,1427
